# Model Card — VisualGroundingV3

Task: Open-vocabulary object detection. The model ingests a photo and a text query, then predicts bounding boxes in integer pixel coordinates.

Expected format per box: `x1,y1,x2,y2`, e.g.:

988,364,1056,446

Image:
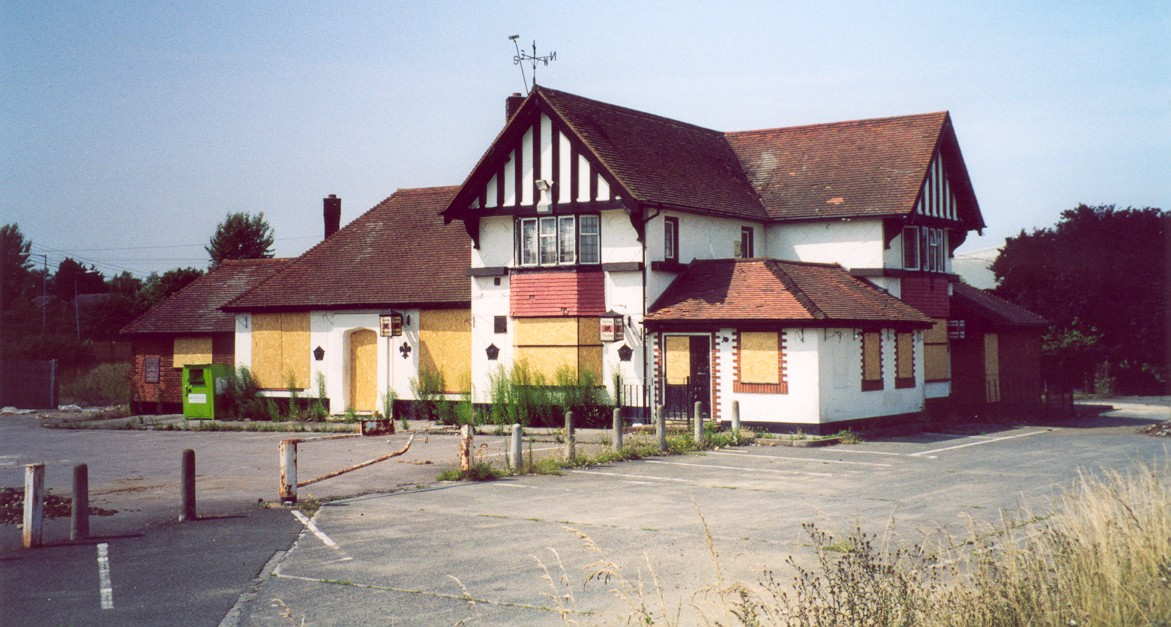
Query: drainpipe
640,206,662,418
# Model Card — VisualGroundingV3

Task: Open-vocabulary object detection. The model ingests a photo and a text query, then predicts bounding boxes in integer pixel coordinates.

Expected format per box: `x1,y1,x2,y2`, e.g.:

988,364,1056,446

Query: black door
688,336,711,419
663,335,711,419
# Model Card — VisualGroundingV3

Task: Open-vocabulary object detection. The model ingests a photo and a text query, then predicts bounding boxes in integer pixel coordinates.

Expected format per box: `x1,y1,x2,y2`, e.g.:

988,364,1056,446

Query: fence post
459,425,473,473
71,463,89,541
612,407,623,451
693,401,704,444
656,405,667,452
564,411,576,462
732,400,741,440
509,423,523,472
279,439,298,504
179,449,196,522
22,463,44,549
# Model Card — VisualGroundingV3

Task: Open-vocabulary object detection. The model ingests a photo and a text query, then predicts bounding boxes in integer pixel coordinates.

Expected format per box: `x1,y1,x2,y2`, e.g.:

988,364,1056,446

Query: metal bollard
22,463,44,549
180,449,196,522
279,440,298,504
656,405,667,452
693,401,704,444
612,407,623,451
509,423,523,471
732,400,741,439
564,411,576,462
71,463,89,541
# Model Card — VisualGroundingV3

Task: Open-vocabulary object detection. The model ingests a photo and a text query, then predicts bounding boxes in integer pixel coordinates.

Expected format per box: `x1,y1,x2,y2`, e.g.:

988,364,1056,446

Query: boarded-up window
143,356,161,383
251,313,310,389
924,318,951,381
513,316,603,382
735,330,787,393
419,309,472,394
862,331,883,391
895,331,914,388
665,336,691,385
173,336,213,369
984,332,1000,403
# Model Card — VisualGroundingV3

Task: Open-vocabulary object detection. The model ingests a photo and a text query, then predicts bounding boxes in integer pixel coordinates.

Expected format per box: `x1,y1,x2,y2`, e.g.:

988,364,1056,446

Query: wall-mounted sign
143,356,161,383
600,313,624,342
379,312,403,337
948,319,966,340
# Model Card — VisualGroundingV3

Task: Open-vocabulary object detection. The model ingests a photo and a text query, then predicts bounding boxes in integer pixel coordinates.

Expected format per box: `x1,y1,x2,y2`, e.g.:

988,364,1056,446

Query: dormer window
905,226,946,272
518,215,601,267
739,226,754,258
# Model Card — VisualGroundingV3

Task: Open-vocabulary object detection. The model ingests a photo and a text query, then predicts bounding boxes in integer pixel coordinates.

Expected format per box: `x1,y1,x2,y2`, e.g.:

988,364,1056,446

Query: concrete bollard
656,405,667,452
693,401,704,444
732,400,741,439
509,423,523,471
279,439,298,504
564,411,576,462
612,407,623,451
180,449,196,522
22,463,44,549
71,463,89,541
459,424,473,473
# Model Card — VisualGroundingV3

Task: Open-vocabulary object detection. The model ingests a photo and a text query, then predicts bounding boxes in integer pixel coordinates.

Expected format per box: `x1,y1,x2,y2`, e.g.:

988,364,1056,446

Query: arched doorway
349,329,377,412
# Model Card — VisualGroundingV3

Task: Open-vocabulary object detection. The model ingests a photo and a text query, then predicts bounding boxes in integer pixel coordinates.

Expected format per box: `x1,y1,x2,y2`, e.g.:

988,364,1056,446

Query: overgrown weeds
60,362,130,405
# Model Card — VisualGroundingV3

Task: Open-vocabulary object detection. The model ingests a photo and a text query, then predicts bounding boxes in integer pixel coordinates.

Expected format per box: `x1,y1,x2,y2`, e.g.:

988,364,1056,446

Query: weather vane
509,35,556,93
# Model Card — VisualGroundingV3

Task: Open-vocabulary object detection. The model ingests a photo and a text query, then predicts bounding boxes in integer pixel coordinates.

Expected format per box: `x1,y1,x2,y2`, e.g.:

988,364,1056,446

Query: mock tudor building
132,85,1041,431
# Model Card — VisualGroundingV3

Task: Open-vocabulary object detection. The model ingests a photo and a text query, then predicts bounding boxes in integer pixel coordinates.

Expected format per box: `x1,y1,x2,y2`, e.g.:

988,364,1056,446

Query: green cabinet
182,364,230,419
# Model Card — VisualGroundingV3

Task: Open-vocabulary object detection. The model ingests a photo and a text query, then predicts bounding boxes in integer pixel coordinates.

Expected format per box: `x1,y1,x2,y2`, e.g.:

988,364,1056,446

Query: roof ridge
536,85,725,136
724,111,949,137
763,260,826,319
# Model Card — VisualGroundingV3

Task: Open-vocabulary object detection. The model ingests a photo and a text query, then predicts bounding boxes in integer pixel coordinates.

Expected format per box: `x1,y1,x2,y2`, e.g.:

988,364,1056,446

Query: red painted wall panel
511,270,606,317
901,276,950,318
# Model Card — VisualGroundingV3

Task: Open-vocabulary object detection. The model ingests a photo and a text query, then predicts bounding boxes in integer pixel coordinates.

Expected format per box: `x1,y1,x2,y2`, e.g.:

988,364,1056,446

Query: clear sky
3,1,1168,278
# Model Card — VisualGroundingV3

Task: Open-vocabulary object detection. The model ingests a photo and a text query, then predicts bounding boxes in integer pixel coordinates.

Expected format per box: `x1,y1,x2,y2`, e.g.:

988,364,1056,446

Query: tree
51,258,106,301
206,212,274,267
139,267,204,309
992,204,1169,393
1,223,34,308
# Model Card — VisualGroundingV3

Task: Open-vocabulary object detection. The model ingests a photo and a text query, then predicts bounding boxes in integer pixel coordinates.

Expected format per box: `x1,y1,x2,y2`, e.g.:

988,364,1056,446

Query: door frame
346,328,379,412
659,331,714,419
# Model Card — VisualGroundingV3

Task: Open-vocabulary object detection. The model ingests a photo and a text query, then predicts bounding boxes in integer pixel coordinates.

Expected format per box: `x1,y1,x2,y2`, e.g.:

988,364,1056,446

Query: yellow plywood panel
577,317,601,345
740,331,779,384
924,318,949,344
665,335,690,385
280,312,309,389
515,346,579,377
514,317,577,346
863,331,882,381
896,332,914,379
349,329,377,412
251,313,283,388
578,345,603,381
983,333,999,377
925,344,951,380
420,308,471,393
172,336,213,369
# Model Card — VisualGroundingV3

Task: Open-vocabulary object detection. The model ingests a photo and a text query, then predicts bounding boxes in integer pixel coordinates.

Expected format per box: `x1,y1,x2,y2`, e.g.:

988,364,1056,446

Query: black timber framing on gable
443,91,643,247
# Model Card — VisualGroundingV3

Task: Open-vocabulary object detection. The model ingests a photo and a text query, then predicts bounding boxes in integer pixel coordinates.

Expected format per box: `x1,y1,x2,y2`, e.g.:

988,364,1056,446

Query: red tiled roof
538,88,768,220
121,258,291,335
725,112,948,221
647,259,933,326
224,186,470,311
952,282,1048,327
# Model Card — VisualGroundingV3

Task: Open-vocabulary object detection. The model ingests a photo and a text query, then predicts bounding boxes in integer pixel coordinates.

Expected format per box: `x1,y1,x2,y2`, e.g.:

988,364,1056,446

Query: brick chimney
323,194,341,239
505,92,525,123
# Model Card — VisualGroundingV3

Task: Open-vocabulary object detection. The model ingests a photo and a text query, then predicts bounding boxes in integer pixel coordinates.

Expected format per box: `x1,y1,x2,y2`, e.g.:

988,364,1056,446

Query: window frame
557,215,576,264
740,226,754,258
578,214,601,265
519,217,539,266
895,330,915,388
903,226,920,270
664,216,679,262
861,330,884,391
516,213,601,267
538,216,558,265
734,329,788,394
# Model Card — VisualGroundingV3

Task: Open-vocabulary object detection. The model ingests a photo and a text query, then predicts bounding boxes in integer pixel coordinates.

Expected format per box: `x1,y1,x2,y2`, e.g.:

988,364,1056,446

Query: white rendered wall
472,216,515,268
766,219,884,269
234,313,252,371
645,210,766,304
717,327,821,424
818,328,925,422
601,209,641,263
604,270,645,405
470,275,513,403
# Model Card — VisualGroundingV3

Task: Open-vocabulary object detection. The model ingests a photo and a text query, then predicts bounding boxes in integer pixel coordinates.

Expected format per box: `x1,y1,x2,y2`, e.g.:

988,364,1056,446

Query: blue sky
2,1,1167,278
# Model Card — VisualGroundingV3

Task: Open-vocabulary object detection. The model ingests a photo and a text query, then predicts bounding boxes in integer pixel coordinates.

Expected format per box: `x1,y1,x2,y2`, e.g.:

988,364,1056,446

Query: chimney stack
505,92,525,123
323,194,341,239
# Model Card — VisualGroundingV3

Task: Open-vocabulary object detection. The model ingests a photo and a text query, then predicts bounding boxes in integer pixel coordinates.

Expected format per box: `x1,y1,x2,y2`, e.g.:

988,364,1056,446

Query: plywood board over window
420,309,472,394
665,335,691,385
251,312,309,389
862,331,883,391
513,316,602,382
895,331,915,388
735,330,787,393
172,336,212,369
924,318,951,382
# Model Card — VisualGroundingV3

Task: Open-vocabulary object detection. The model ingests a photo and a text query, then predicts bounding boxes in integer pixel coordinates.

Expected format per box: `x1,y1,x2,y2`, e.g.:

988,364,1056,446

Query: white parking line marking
923,432,995,439
644,460,834,477
96,543,114,610
570,469,695,484
621,480,656,486
707,451,891,468
910,430,1049,457
291,510,353,561
491,482,535,488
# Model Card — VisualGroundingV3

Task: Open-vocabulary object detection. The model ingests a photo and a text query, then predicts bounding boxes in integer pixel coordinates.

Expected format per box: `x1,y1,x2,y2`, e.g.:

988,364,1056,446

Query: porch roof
646,258,934,327
951,282,1047,328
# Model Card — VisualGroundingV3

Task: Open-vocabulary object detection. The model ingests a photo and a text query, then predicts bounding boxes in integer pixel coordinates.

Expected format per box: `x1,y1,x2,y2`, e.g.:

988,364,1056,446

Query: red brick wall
131,333,234,413
510,270,605,317
901,276,951,318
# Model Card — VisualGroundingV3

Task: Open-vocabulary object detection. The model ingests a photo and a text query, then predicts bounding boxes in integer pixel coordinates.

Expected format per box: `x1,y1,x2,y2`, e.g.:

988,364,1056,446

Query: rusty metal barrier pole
71,463,89,541
23,463,45,548
179,449,196,522
280,439,298,504
297,434,415,488
458,425,473,473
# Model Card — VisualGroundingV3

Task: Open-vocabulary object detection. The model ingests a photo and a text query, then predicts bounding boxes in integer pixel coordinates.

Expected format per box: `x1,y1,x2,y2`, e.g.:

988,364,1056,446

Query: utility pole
74,278,80,340
39,254,47,335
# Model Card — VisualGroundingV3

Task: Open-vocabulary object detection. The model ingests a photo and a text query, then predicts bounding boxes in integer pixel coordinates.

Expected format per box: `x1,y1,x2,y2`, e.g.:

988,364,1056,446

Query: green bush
221,367,268,420
60,362,130,405
410,367,445,420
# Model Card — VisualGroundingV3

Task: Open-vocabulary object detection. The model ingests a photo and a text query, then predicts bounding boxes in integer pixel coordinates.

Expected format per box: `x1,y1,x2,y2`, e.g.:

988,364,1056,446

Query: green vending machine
182,363,230,419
